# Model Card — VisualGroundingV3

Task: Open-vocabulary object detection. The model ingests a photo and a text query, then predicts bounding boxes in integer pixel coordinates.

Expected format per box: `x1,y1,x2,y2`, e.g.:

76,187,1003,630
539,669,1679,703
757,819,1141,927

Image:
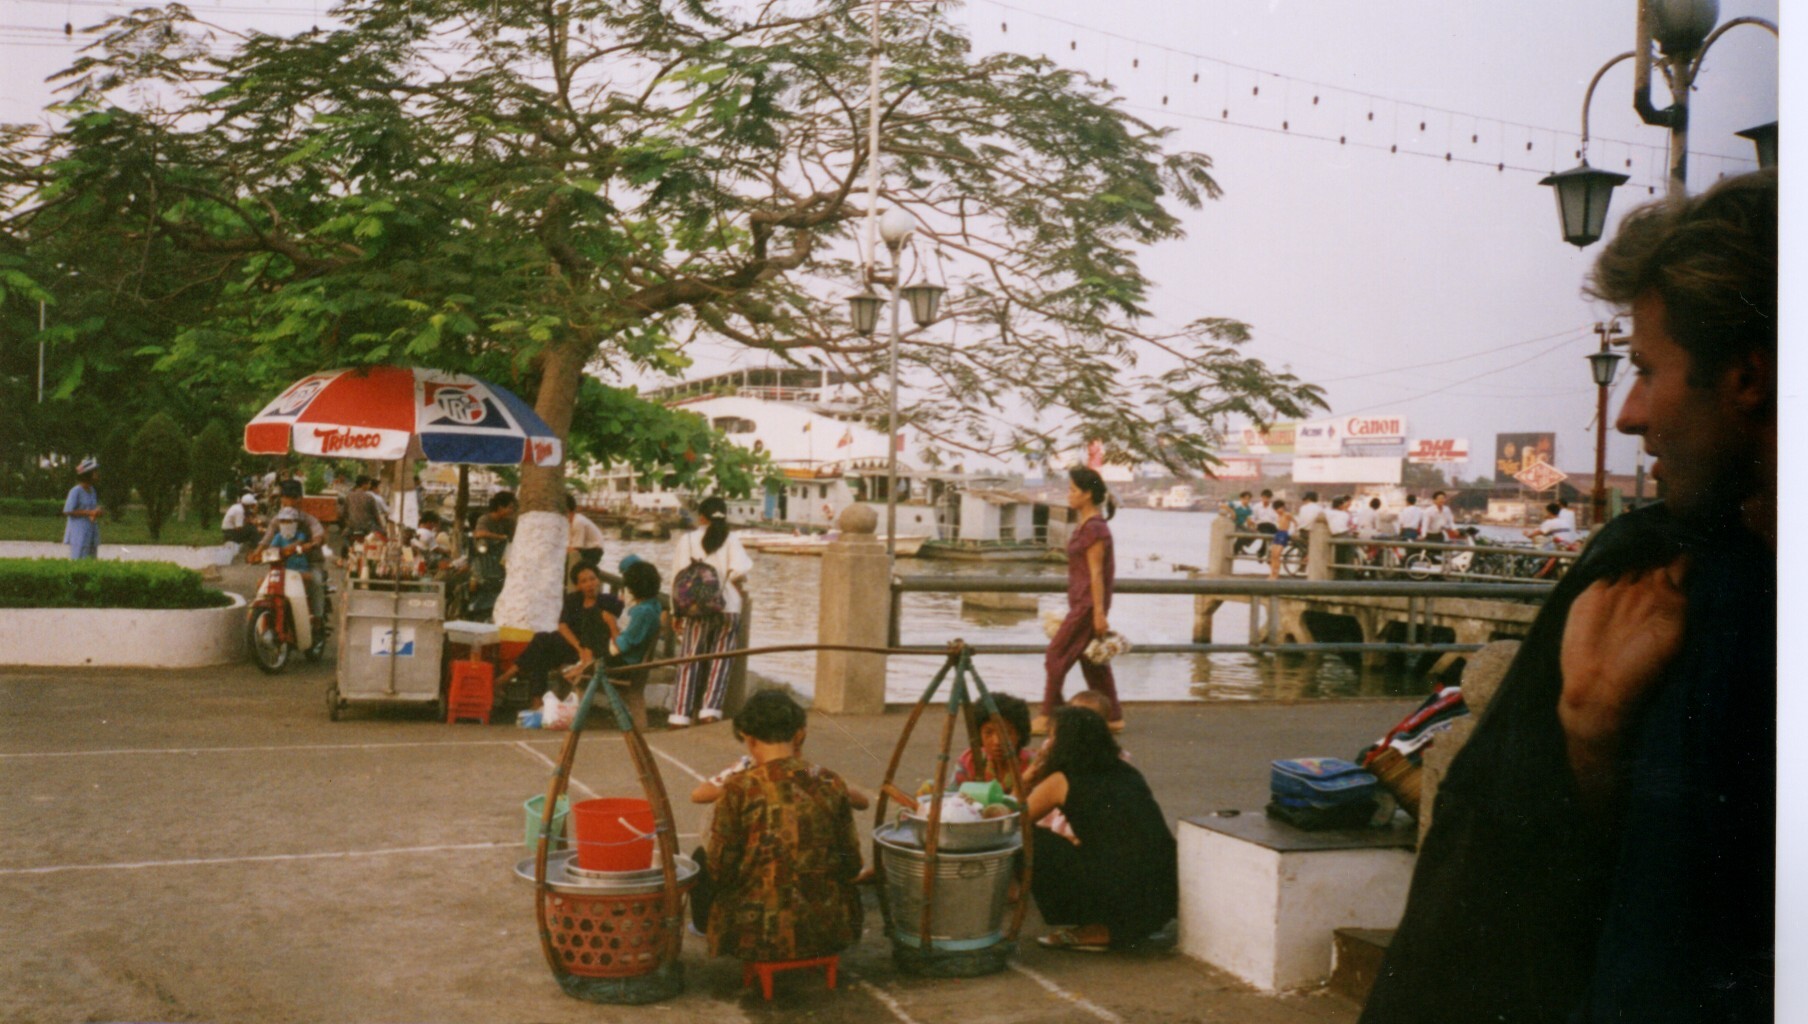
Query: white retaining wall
0,593,247,668
0,541,240,570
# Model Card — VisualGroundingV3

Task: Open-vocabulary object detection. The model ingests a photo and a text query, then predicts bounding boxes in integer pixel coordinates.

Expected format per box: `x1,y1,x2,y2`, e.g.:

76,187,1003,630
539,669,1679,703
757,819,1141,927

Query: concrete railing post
1306,528,1332,582
814,504,889,714
1208,515,1236,576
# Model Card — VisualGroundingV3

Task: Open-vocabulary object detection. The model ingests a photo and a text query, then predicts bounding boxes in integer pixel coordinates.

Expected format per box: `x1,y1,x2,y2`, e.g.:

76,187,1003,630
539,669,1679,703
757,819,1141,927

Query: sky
0,0,1785,482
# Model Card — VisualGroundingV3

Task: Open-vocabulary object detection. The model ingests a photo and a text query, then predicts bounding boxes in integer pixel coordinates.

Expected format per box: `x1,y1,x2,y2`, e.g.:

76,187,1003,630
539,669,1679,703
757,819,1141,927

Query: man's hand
1559,558,1688,805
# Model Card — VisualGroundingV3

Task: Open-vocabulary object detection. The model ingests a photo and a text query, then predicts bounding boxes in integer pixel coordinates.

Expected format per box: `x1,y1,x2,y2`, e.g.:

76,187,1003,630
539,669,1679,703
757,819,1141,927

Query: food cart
243,366,563,719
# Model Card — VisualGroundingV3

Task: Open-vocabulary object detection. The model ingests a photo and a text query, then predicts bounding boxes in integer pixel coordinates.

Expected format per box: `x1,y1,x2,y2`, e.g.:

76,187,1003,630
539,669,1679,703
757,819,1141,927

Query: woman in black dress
494,563,614,699
1024,705,1178,951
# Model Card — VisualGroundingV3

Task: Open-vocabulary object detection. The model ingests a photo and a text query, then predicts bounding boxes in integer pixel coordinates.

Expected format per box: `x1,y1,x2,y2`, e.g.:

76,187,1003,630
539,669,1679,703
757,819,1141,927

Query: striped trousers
670,612,740,721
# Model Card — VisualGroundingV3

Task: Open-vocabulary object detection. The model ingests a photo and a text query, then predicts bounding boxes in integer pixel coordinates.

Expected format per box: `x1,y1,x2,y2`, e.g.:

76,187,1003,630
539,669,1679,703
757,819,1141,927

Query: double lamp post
1539,0,1776,526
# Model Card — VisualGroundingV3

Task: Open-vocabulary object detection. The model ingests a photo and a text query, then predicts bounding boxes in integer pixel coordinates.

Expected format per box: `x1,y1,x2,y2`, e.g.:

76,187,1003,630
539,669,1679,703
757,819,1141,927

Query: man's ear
1725,348,1776,415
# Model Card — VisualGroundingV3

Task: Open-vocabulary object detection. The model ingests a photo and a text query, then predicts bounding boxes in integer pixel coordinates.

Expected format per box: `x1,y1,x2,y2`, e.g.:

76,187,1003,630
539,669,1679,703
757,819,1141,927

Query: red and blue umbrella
244,366,562,467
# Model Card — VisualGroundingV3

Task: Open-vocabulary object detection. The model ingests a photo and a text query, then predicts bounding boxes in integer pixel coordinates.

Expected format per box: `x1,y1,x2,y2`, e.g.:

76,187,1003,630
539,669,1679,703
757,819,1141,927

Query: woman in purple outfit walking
1036,467,1123,735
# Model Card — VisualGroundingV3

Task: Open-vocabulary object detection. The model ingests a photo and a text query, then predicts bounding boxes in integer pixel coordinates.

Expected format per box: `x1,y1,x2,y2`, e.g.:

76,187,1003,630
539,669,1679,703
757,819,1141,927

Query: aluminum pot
876,823,1020,952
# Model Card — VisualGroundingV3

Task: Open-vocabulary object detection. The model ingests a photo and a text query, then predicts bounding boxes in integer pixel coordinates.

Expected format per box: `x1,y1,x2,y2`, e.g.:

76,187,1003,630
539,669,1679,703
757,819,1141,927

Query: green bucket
524,794,571,853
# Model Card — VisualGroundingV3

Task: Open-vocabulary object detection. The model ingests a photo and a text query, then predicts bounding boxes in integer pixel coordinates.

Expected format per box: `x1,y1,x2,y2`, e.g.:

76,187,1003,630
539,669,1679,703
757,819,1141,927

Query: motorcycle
247,546,333,674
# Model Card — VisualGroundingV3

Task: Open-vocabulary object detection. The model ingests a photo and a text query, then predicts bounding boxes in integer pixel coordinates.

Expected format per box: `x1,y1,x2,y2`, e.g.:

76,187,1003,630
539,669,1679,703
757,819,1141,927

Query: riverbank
0,657,1411,1023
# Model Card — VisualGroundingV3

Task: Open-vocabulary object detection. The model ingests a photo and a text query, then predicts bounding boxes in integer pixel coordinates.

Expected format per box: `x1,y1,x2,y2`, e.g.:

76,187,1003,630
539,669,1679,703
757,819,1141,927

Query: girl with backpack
668,496,752,726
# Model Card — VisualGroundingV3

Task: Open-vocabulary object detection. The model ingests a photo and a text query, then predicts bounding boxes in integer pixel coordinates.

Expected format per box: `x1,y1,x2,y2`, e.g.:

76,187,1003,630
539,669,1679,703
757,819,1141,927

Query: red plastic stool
741,955,839,1000
446,660,494,725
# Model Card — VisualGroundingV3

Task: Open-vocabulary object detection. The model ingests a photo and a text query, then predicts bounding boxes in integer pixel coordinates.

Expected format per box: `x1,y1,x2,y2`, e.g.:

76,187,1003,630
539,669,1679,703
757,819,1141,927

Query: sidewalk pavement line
513,741,599,800
647,744,708,783
0,841,518,876
852,979,925,1024
1008,962,1128,1024
0,739,529,759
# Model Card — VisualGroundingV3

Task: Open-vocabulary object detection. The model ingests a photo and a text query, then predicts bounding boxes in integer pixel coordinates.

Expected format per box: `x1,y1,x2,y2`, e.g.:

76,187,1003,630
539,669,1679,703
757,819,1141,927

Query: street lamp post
849,209,944,560
1541,1,1777,245
1587,320,1625,527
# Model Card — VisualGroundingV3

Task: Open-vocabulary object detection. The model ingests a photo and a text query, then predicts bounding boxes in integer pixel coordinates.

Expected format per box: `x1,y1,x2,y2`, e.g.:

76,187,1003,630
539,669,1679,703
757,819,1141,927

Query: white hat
275,507,300,522
240,493,258,506
76,457,99,475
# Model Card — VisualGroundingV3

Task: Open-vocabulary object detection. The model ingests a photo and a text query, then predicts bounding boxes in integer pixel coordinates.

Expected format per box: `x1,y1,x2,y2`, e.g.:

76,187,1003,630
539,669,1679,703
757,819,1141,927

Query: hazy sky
1,0,1784,481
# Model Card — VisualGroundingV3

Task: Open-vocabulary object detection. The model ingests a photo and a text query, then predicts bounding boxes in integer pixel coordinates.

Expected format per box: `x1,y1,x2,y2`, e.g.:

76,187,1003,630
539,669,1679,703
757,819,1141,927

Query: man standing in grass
62,457,102,560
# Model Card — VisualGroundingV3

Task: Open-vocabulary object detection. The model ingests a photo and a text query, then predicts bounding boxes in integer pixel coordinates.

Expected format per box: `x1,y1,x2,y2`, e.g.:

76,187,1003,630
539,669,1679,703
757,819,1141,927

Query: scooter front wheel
247,607,290,674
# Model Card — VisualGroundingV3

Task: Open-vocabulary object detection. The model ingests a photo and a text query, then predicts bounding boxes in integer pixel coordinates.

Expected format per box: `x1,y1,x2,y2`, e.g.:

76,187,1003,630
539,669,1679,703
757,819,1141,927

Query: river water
605,506,1496,705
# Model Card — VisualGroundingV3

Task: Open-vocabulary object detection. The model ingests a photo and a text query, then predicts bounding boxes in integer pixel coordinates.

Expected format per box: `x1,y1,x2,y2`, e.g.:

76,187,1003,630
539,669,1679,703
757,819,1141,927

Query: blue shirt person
62,458,102,560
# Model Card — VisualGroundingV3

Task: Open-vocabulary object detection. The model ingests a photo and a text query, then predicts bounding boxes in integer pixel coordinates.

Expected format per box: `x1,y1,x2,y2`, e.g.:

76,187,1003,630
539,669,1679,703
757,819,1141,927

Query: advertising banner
1239,423,1297,455
1210,455,1264,480
1341,414,1407,446
1494,432,1557,484
1294,419,1343,456
1293,456,1403,485
1406,438,1471,464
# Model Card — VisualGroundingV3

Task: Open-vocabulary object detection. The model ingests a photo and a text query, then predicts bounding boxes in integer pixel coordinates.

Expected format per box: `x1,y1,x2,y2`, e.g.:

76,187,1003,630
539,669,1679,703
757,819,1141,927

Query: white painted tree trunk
492,510,568,634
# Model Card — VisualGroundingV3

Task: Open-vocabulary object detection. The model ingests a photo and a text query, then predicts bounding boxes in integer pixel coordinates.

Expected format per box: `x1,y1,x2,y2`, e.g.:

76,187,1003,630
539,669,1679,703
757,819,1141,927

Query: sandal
1036,927,1109,953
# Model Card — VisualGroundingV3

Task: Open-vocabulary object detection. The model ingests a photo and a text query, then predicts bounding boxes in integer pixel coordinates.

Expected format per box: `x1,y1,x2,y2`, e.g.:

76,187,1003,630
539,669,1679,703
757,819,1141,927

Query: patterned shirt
705,757,864,961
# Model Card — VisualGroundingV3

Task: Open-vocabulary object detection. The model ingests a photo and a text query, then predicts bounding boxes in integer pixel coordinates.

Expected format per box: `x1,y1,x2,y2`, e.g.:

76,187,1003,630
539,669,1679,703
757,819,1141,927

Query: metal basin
875,823,1020,951
896,808,1020,851
514,850,698,896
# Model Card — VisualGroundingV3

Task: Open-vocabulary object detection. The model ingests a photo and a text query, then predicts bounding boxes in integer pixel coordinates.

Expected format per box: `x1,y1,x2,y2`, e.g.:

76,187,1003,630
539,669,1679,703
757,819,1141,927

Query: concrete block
1178,812,1416,992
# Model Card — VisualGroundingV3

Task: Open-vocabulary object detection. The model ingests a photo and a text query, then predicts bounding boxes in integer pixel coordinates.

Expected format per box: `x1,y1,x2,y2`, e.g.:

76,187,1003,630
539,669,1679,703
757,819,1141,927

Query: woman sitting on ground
703,689,864,963
1025,705,1178,952
494,563,612,699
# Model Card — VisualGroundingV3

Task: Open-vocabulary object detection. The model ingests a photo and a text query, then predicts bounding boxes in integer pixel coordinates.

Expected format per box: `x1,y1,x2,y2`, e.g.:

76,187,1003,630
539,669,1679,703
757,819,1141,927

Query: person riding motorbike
253,481,327,627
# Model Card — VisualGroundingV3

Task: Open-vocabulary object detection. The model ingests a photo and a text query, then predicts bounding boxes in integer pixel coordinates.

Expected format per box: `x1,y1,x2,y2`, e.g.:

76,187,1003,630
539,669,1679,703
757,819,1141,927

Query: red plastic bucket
571,797,656,872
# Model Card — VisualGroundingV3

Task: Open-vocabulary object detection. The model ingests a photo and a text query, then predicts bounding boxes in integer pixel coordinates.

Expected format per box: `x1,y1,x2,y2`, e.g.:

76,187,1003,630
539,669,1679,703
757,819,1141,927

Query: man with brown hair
1361,171,1776,1023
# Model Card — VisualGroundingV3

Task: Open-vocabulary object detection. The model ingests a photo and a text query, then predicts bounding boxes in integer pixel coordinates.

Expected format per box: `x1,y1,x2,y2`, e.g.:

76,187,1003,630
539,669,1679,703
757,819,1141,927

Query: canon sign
1342,415,1406,444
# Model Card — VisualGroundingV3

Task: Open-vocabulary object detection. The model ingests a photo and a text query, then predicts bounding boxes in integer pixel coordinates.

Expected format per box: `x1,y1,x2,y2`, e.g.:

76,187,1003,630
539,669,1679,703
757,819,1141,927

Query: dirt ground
1,656,1415,1023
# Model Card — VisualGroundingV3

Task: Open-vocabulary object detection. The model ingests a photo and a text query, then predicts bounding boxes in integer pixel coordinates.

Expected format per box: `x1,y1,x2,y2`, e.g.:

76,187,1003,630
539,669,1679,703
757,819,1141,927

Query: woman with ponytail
668,496,753,726
1037,467,1124,735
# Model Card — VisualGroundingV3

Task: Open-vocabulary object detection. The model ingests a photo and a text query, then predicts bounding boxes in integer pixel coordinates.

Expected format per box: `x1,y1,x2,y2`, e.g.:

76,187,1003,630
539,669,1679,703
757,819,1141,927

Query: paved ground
1,650,1417,1024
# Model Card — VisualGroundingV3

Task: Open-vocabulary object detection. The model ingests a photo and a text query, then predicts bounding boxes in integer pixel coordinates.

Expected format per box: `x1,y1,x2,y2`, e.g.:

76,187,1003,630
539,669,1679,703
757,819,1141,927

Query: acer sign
1293,419,1342,456
1341,414,1406,445
1406,438,1471,464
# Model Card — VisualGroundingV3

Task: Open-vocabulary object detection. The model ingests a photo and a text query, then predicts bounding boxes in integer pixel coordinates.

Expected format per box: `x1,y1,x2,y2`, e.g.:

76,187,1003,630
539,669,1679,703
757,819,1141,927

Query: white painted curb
0,541,239,570
0,592,248,668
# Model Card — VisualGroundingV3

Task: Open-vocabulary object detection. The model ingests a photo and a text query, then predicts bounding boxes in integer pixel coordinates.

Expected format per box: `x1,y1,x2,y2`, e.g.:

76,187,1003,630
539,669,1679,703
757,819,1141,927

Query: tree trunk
490,339,589,634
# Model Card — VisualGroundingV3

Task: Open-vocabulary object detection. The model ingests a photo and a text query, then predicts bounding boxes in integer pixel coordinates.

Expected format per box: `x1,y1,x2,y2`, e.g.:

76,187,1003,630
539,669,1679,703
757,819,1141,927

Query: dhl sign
1406,437,1470,464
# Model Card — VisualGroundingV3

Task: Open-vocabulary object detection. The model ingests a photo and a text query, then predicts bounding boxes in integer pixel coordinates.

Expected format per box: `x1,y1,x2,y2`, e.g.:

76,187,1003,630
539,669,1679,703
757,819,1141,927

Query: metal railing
1227,530,1581,583
889,573,1552,657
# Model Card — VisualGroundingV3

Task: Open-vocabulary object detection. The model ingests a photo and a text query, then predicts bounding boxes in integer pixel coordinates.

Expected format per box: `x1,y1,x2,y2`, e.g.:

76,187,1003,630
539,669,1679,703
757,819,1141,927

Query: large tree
4,0,1324,630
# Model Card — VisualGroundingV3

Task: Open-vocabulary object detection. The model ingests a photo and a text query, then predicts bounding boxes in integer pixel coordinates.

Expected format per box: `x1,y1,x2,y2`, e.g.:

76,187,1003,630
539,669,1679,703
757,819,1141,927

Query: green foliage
130,413,190,540
0,498,66,516
566,380,767,498
0,558,232,610
188,420,239,522
4,0,1327,486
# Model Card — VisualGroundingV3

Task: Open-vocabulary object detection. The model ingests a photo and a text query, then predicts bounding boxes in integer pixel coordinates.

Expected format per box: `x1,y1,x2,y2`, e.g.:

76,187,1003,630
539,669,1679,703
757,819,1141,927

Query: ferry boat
574,368,1058,560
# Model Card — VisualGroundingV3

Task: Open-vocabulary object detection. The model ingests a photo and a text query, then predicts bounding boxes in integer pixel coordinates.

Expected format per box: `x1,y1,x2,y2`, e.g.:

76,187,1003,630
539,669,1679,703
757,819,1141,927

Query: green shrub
131,413,191,541
0,498,66,517
0,559,233,610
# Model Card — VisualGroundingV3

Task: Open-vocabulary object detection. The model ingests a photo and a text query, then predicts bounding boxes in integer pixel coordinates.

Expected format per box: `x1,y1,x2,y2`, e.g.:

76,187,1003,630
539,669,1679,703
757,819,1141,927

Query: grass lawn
0,509,222,547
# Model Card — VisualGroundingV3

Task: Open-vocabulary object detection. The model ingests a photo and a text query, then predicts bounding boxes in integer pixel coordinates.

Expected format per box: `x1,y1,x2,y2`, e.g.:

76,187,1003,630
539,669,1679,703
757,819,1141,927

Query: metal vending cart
330,577,446,720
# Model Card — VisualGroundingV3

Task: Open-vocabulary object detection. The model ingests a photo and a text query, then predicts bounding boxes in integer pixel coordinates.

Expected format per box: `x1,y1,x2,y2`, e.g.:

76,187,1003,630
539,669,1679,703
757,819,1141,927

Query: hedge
0,559,234,610
0,498,68,517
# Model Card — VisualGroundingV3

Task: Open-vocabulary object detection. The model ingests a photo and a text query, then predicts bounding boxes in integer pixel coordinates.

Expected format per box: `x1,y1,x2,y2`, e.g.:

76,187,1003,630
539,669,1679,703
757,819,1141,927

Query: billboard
1294,419,1343,456
1293,456,1403,485
1239,423,1297,454
1209,455,1264,480
1341,414,1407,446
1406,438,1471,464
1494,433,1556,484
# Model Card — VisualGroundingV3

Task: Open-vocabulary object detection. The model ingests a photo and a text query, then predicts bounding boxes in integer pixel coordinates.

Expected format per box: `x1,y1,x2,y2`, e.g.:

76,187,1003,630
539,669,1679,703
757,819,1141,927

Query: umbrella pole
455,466,470,557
